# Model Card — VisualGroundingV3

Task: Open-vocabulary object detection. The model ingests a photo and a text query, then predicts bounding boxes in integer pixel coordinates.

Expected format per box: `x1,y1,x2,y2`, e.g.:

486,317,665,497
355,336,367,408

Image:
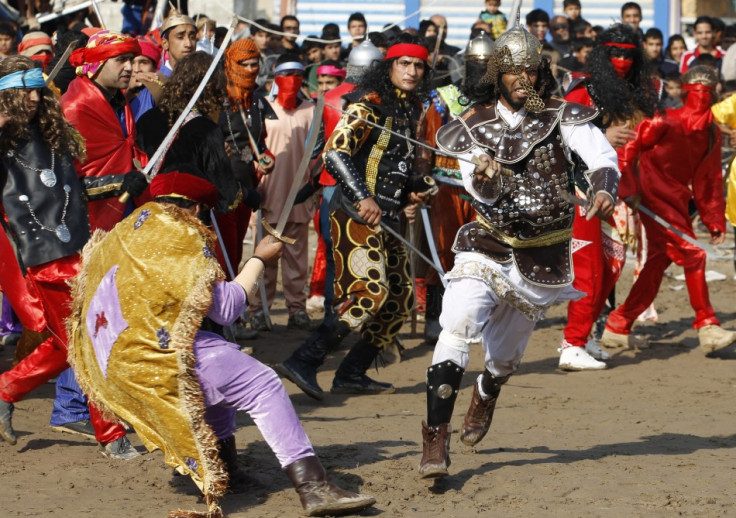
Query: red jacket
61,76,146,231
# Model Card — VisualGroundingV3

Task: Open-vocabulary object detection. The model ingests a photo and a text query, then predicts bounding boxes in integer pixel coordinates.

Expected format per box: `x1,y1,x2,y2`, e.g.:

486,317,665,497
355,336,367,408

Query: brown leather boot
418,421,451,478
284,456,375,516
460,383,498,446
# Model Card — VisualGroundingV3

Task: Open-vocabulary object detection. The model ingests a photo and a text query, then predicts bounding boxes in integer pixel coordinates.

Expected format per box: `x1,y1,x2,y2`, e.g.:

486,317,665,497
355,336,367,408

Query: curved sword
419,206,448,287
261,94,325,244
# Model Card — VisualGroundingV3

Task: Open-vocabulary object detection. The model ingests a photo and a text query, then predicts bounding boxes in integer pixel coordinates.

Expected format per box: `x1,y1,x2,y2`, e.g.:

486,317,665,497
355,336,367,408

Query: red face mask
610,57,633,78
33,53,53,72
274,75,303,110
681,83,714,132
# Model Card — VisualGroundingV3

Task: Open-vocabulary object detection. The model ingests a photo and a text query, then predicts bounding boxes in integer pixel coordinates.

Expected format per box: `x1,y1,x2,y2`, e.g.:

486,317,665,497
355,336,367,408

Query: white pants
432,276,538,377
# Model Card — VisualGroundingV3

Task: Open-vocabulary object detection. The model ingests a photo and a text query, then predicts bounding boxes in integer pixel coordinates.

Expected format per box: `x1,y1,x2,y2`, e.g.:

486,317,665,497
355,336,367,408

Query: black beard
499,79,526,111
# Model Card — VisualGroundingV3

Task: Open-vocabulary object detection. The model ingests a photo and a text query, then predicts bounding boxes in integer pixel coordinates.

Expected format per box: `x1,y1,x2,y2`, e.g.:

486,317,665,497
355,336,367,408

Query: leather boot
418,360,464,478
418,421,451,478
0,398,16,445
460,370,510,446
284,456,375,517
331,340,394,395
276,320,350,400
424,285,444,346
217,436,260,493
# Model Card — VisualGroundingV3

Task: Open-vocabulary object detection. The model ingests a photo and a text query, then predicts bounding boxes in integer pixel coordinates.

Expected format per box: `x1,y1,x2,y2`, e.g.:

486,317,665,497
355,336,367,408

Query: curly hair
0,56,85,159
583,23,660,126
356,33,431,112
159,51,226,126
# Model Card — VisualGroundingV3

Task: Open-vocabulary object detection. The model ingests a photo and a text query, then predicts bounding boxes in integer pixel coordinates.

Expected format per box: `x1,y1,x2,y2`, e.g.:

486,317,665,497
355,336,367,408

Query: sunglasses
551,24,569,30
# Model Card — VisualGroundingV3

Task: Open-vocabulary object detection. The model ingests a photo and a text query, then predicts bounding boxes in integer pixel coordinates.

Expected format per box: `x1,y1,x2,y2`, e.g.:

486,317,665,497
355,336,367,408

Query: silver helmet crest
465,31,494,60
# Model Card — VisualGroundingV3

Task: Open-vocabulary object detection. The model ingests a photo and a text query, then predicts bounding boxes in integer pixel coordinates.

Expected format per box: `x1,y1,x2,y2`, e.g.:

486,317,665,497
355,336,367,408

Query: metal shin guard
426,361,465,427
460,370,511,447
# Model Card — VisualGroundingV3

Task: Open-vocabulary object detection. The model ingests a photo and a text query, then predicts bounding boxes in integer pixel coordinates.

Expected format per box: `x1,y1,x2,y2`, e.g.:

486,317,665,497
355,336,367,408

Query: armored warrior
277,35,436,399
0,57,133,457
419,31,494,345
418,23,619,478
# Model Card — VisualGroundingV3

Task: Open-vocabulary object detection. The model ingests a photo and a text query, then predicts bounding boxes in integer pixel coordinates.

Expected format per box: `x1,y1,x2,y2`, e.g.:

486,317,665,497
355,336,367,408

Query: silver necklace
18,184,72,243
7,148,57,187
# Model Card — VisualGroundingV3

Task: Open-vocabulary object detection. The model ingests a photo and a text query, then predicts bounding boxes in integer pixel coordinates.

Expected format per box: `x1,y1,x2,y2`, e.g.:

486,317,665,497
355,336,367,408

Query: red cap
150,171,218,208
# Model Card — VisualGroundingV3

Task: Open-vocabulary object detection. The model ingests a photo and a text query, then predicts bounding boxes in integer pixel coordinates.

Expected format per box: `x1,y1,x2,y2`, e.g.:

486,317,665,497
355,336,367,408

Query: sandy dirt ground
1,228,736,518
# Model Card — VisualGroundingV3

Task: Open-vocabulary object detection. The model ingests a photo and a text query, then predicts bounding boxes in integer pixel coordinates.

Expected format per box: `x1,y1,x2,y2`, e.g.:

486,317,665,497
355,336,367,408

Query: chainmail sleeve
322,102,377,203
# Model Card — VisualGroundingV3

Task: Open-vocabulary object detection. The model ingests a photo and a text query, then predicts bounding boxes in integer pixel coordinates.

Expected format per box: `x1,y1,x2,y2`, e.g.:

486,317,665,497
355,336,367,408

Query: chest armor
352,106,418,214
1,132,90,268
437,98,599,286
473,131,574,244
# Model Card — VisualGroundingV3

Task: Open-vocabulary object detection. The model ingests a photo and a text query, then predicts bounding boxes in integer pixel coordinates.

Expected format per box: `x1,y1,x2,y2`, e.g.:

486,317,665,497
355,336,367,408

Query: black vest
1,131,90,268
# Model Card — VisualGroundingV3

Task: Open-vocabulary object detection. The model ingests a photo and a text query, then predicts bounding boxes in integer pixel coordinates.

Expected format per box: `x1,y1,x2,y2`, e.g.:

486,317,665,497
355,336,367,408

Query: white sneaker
600,328,650,349
558,346,607,371
699,325,736,355
584,338,611,360
306,295,325,312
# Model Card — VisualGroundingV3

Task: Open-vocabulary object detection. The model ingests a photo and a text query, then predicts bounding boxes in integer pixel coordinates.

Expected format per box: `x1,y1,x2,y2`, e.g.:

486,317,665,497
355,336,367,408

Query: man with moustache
61,30,148,233
277,35,436,399
418,22,620,477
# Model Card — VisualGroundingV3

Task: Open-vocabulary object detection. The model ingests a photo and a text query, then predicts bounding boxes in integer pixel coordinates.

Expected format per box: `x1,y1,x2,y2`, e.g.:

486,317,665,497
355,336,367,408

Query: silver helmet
465,31,494,60
346,40,383,79
480,18,546,112
492,22,542,72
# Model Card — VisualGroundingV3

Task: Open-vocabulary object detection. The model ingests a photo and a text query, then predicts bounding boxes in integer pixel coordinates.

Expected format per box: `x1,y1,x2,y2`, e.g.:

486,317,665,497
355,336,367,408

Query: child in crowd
0,21,17,59
564,0,582,22
478,0,506,40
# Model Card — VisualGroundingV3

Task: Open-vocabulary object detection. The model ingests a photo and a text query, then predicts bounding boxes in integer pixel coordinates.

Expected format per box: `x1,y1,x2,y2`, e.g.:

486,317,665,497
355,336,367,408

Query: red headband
316,64,346,78
18,37,53,52
69,38,141,68
150,171,218,208
385,43,429,62
602,42,638,49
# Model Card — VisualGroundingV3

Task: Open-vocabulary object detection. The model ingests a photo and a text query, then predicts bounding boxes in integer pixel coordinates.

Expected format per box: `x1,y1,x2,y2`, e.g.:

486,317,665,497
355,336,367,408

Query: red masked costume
61,31,146,232
606,71,725,335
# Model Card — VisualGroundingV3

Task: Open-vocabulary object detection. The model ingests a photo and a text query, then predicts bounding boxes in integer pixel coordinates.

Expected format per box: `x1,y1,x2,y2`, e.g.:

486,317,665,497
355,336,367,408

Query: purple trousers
196,281,314,468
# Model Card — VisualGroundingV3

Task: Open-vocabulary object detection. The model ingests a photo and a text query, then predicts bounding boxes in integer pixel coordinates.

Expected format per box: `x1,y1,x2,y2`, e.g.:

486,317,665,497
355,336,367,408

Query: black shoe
218,436,263,494
332,340,394,395
275,358,324,400
0,399,17,445
331,374,395,395
51,419,95,438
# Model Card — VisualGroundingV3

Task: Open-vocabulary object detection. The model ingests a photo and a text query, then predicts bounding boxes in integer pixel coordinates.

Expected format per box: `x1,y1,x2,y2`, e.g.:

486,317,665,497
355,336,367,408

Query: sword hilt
260,218,296,245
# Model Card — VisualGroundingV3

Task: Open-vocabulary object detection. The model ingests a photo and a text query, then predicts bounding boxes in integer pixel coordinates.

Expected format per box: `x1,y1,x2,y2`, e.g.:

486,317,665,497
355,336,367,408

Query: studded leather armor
437,97,614,286
324,90,433,223
1,131,90,268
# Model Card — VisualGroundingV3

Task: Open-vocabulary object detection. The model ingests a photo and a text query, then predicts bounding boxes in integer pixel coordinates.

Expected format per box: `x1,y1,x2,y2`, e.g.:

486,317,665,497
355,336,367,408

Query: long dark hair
0,56,85,158
584,23,659,126
356,33,431,111
159,51,226,126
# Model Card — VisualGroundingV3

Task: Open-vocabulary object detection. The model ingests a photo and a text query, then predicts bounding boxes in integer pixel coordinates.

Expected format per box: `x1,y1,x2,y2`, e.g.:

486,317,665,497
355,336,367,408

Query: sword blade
420,206,448,287
380,221,445,276
324,101,477,166
45,39,78,86
636,204,717,255
273,94,325,237
142,18,238,178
